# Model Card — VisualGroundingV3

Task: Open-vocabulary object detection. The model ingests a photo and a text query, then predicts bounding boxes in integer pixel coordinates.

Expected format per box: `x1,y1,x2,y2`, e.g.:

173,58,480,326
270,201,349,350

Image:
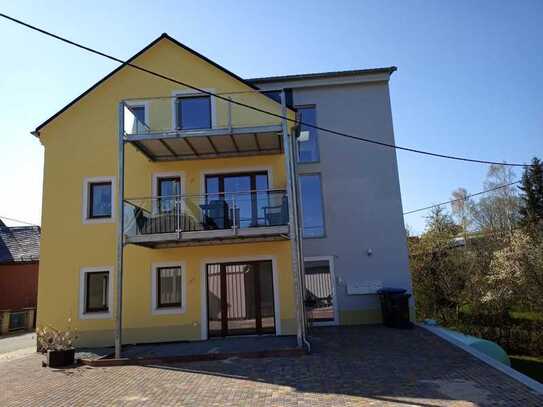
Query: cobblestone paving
1,326,542,406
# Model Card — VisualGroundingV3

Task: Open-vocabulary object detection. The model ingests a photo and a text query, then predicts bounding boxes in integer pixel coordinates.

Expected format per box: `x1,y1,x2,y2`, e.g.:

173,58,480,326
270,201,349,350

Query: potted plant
37,324,78,368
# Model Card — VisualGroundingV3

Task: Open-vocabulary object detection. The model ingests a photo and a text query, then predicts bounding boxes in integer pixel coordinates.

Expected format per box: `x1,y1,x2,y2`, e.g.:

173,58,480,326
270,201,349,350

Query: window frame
298,173,326,238
124,101,150,135
295,105,320,164
79,266,113,320
88,182,113,219
204,171,270,227
125,100,149,124
171,90,216,131
156,266,183,308
151,262,186,315
152,172,185,214
176,95,212,130
82,176,115,224
85,271,110,313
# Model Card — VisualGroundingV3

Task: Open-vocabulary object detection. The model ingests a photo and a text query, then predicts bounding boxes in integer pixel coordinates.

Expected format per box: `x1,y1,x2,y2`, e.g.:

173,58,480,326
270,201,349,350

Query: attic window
176,95,211,130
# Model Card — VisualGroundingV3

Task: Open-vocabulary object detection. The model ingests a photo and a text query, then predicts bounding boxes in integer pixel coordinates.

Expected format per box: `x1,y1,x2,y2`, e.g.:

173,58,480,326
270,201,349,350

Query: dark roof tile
0,225,40,263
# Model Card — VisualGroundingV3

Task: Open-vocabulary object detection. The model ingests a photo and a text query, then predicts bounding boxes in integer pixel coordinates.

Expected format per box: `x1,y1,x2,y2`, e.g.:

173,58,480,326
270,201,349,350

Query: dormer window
176,95,211,130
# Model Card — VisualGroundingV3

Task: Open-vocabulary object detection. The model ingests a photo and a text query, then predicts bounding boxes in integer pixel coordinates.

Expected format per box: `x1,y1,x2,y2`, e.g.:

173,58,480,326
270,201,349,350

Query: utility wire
0,12,531,168
0,215,40,227
403,180,521,215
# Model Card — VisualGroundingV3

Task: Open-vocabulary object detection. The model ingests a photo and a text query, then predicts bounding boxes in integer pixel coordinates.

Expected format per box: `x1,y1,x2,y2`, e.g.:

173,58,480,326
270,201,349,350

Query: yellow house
34,34,305,350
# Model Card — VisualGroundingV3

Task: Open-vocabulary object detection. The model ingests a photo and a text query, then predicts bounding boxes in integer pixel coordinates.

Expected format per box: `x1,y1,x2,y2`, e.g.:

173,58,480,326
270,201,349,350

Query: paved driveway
1,326,541,406
0,332,36,362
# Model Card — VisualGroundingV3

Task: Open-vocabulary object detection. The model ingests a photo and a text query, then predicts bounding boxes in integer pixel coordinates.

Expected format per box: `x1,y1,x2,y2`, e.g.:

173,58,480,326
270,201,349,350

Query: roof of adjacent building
246,67,397,84
0,221,40,264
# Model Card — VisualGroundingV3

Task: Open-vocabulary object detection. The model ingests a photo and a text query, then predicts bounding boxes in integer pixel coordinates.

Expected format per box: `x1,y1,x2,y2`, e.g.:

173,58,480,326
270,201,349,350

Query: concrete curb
419,323,543,395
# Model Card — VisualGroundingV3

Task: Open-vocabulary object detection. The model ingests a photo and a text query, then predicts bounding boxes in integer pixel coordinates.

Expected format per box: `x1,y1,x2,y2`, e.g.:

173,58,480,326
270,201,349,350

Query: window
79,267,113,319
157,266,182,308
297,106,319,162
151,263,185,315
205,172,269,228
88,182,112,219
262,90,282,104
82,176,115,224
262,90,293,107
157,176,181,212
299,174,325,237
130,105,146,124
176,95,211,130
85,271,109,313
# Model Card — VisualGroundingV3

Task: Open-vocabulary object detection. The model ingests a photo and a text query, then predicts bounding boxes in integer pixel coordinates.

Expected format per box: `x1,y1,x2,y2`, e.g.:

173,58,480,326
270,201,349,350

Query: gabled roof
0,223,40,264
32,33,267,136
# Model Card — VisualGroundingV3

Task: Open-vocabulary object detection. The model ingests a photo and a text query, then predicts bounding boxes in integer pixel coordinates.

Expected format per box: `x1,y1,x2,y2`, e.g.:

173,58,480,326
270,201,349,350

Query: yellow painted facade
37,37,298,347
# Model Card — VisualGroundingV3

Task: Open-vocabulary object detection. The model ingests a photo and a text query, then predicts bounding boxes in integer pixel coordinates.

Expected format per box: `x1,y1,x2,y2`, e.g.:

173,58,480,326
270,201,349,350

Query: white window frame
79,266,113,320
151,261,187,315
82,176,115,224
151,171,185,214
125,100,150,126
171,89,217,131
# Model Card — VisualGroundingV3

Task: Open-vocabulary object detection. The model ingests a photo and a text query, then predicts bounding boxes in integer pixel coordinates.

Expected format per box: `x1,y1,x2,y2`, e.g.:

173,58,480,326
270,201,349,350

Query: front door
207,260,275,337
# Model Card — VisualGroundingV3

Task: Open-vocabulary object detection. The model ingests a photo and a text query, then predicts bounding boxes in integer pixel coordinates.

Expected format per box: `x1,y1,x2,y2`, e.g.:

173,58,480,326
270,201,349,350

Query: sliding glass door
205,172,269,228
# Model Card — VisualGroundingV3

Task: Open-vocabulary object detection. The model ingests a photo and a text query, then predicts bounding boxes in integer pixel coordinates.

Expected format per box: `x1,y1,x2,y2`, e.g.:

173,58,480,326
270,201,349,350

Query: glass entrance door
304,258,336,325
207,260,275,337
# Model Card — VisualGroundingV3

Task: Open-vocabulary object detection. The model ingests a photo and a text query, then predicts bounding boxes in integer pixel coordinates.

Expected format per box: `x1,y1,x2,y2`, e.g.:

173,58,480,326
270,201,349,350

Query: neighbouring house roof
246,67,397,84
0,221,40,264
32,33,272,136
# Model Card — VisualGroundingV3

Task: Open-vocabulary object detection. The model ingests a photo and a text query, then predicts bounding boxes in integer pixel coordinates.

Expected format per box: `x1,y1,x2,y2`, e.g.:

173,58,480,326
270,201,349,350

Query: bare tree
451,187,472,245
471,164,520,238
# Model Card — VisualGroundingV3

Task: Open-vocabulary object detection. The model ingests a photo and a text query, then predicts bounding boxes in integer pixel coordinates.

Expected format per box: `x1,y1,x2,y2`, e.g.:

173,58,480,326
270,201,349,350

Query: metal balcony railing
123,189,289,241
121,91,285,161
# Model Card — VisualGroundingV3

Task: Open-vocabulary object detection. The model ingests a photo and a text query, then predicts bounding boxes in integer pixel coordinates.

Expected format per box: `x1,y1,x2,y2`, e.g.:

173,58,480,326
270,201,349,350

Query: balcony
123,189,289,247
122,91,286,161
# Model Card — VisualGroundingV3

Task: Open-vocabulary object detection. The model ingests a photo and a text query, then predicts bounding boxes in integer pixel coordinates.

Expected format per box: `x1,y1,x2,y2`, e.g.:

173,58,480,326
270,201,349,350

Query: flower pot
47,349,75,368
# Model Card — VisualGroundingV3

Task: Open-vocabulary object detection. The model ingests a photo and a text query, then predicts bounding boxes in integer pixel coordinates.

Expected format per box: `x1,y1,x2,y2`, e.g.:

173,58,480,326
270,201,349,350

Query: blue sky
1,1,542,233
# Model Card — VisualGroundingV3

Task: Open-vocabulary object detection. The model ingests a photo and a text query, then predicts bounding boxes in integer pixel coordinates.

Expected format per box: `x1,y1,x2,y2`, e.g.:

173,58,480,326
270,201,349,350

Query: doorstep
78,335,303,367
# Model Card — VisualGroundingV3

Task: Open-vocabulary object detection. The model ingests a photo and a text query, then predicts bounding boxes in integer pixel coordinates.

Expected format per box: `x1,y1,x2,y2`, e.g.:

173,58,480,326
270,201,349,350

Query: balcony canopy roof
126,125,283,161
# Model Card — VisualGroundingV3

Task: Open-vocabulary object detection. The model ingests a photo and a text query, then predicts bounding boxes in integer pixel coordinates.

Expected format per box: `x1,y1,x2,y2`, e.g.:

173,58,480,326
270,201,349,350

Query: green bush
455,312,543,356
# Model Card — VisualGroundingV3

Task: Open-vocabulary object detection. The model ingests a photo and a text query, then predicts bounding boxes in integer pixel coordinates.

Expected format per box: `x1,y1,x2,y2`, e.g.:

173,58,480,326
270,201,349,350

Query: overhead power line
0,12,531,168
0,215,40,227
403,180,521,215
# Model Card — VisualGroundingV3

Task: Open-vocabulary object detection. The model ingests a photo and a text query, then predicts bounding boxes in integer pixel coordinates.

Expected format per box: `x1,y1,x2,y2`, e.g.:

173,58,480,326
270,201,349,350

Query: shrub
36,325,78,352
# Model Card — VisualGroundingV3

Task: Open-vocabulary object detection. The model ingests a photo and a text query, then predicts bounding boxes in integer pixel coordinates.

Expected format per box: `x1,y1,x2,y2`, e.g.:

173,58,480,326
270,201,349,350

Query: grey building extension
248,67,414,325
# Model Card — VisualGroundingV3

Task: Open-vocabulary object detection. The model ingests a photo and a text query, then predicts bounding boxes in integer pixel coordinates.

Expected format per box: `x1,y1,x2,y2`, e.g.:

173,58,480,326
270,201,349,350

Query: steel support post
115,102,126,359
280,91,307,349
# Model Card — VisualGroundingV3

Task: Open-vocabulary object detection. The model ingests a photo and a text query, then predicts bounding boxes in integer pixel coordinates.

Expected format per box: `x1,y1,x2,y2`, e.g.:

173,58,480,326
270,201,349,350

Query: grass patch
509,311,543,322
510,355,543,383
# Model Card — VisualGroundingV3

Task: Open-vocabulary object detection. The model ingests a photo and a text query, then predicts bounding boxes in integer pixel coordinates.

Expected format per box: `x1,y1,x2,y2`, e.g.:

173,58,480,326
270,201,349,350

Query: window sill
151,306,186,316
83,216,115,225
79,310,112,320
